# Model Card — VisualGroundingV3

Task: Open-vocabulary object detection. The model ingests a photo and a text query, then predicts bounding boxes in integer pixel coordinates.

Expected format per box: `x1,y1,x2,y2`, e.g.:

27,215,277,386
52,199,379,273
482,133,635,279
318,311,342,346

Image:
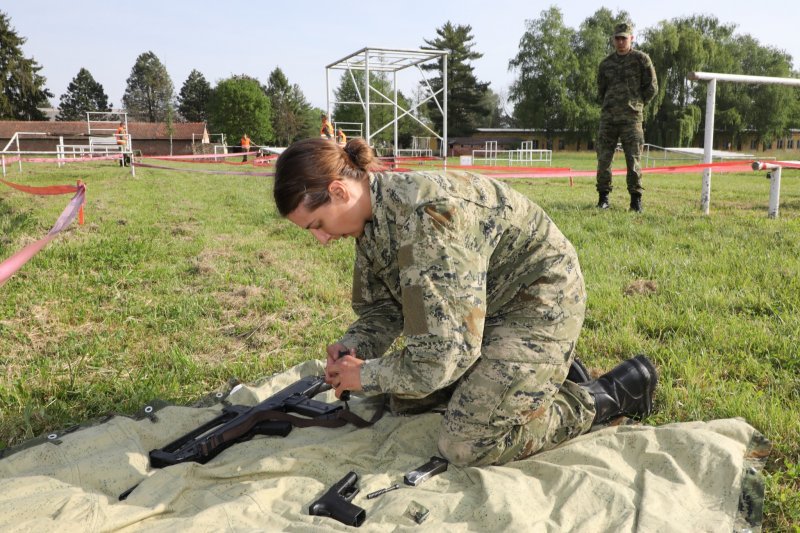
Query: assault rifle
150,375,354,468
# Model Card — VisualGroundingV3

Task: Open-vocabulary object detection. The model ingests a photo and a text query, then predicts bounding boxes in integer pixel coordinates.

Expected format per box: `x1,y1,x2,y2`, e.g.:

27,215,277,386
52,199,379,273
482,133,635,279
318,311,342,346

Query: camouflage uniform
339,171,596,467
596,46,658,194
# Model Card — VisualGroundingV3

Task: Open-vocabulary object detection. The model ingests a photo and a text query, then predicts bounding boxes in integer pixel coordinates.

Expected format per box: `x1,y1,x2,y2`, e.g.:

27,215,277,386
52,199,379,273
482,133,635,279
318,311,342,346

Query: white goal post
687,71,800,215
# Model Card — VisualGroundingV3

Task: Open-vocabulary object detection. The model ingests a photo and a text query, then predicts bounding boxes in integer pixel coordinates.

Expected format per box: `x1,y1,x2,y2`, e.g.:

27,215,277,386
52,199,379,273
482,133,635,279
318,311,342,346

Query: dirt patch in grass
624,279,658,296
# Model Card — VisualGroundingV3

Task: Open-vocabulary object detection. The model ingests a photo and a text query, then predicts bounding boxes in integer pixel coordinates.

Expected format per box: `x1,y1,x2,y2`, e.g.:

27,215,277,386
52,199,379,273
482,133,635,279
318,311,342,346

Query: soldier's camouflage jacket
339,171,585,398
597,48,658,123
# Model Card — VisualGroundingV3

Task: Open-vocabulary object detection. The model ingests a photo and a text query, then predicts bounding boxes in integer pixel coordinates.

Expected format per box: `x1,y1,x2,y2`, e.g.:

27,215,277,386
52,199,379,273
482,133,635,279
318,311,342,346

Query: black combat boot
629,193,642,213
581,354,657,425
597,192,610,209
566,357,591,383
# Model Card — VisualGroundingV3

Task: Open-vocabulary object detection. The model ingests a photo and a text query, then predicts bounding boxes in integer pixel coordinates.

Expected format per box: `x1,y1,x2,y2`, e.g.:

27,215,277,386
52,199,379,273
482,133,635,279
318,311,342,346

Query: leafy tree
639,17,729,146
207,75,273,145
479,88,511,128
640,15,796,149
266,67,314,145
56,68,111,121
729,35,795,148
122,51,175,122
177,69,211,123
0,11,53,120
509,7,579,143
421,22,491,137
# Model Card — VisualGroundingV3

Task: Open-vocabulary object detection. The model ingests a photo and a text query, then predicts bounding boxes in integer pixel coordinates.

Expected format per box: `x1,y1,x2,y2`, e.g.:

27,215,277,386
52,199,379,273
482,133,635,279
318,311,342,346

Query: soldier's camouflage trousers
596,120,645,194
431,282,595,466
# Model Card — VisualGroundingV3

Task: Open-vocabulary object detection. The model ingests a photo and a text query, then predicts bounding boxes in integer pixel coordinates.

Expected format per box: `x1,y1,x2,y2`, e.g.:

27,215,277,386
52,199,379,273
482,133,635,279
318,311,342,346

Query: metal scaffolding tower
325,47,448,159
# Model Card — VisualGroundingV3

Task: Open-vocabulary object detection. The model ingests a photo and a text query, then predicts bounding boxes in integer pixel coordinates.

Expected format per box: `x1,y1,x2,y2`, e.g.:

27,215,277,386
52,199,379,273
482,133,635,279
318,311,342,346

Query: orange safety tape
1,177,80,196
0,183,86,287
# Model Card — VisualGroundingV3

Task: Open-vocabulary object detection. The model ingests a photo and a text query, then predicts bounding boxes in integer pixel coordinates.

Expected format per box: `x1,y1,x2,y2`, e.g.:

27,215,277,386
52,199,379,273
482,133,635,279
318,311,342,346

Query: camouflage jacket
339,171,584,398
597,49,658,123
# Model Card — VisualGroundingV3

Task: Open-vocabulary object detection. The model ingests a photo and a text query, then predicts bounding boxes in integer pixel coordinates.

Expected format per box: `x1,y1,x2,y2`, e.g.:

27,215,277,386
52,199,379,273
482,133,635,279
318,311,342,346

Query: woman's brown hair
273,137,379,216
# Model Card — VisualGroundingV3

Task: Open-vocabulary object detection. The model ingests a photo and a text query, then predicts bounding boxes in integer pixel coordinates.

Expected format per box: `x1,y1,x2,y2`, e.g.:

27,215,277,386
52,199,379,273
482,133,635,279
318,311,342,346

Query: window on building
558,139,565,150
587,140,594,150
788,140,794,149
531,139,539,149
750,140,757,150
777,139,784,149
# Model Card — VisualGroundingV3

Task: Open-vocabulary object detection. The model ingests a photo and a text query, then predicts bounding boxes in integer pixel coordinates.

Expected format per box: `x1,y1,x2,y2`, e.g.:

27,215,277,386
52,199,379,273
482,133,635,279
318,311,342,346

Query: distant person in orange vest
241,133,251,162
320,114,334,140
336,128,347,145
115,122,130,167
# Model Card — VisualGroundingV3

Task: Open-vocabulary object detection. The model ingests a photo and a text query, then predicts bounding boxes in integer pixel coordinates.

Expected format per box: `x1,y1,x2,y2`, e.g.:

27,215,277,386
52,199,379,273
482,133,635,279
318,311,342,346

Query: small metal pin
366,483,400,499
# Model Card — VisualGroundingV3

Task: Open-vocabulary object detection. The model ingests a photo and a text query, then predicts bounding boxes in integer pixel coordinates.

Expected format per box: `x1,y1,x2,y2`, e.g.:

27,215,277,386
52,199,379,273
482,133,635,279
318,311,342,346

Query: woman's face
286,178,371,245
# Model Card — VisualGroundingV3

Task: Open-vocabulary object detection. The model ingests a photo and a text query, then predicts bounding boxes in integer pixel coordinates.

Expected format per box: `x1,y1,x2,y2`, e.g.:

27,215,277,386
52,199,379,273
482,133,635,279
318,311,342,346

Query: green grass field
1,152,798,529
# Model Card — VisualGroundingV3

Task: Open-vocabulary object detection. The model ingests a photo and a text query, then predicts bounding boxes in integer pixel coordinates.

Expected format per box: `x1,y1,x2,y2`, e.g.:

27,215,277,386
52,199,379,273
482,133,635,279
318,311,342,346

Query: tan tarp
0,360,768,532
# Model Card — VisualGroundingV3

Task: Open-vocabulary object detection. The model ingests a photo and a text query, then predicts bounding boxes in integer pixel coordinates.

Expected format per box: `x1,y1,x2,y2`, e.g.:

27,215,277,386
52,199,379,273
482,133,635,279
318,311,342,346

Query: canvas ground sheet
0,360,768,532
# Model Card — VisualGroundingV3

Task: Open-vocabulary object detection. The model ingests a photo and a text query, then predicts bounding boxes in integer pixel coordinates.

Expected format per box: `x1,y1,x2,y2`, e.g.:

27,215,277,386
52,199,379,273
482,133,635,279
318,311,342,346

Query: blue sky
4,0,798,112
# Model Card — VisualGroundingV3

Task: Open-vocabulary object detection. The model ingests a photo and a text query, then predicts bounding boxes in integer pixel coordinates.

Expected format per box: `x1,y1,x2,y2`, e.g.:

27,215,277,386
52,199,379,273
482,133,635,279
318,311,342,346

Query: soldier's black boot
581,354,657,425
566,357,591,383
629,193,642,212
597,192,610,209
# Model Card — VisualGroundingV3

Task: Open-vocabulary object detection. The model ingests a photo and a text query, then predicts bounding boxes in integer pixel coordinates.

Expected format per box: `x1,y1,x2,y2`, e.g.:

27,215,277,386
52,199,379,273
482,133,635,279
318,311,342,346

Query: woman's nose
310,228,332,244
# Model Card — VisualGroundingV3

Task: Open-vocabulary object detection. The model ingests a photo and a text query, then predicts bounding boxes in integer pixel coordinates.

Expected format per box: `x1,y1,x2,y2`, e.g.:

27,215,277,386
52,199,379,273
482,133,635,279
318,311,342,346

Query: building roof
0,121,206,140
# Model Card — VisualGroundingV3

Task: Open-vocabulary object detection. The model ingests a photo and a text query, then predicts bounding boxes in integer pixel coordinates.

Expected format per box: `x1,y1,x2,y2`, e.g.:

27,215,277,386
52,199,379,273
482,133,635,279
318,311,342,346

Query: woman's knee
437,431,483,467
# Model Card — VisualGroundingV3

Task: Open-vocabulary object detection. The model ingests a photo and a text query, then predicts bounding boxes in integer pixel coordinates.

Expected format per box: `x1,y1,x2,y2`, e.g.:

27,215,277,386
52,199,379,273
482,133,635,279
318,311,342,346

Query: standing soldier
595,22,658,212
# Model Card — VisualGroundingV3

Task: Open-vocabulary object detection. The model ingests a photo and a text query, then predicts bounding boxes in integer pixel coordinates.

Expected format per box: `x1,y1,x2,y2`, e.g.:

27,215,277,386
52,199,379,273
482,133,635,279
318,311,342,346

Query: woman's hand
325,342,364,398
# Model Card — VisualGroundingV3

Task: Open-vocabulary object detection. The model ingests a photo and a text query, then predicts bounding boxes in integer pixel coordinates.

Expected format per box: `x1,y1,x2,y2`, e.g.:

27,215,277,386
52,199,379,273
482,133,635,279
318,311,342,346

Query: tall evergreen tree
207,75,272,145
420,22,491,137
177,69,211,122
266,67,313,145
122,51,175,122
0,11,53,120
56,68,111,121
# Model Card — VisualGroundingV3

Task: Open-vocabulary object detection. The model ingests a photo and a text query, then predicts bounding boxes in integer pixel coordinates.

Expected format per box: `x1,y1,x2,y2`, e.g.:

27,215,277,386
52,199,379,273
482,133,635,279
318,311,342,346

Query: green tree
421,22,491,137
508,7,578,143
122,51,175,122
0,11,53,120
729,35,795,148
56,68,111,121
266,67,313,145
177,69,211,123
207,75,273,145
639,16,729,146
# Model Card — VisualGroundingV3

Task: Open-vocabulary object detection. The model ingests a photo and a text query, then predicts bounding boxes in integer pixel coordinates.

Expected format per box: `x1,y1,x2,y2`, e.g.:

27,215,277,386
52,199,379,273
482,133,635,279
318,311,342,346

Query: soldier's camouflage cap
613,22,633,37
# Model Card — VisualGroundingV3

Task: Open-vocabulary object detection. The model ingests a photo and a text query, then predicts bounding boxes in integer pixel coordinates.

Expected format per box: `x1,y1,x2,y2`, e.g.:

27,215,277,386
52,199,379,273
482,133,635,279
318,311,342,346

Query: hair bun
342,138,376,170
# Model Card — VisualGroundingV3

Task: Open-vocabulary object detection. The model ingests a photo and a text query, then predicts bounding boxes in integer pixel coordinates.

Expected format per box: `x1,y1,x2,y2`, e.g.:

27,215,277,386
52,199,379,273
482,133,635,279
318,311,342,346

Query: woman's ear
328,180,349,202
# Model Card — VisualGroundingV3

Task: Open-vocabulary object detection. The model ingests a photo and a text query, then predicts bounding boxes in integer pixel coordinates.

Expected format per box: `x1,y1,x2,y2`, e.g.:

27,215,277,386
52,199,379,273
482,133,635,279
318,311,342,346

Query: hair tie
343,144,356,162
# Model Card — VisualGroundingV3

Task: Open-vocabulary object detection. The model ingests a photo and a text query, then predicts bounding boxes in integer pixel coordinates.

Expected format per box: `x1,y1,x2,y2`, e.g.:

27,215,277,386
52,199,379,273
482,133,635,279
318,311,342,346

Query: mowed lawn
1,152,798,528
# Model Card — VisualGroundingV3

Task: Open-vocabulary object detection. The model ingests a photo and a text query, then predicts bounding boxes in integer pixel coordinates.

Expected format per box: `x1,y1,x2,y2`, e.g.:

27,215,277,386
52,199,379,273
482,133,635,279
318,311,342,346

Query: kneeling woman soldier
273,138,657,467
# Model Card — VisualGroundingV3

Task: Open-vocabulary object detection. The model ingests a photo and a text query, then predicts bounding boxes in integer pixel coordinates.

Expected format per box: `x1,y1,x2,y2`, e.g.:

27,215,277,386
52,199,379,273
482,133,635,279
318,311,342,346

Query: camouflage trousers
406,279,596,466
596,120,645,194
